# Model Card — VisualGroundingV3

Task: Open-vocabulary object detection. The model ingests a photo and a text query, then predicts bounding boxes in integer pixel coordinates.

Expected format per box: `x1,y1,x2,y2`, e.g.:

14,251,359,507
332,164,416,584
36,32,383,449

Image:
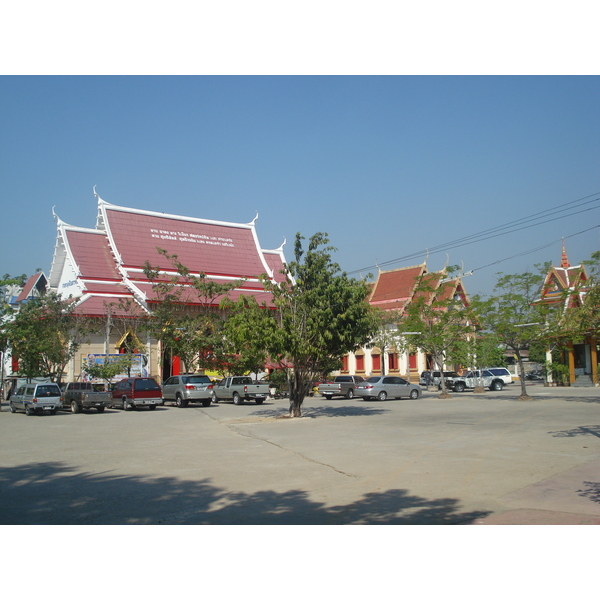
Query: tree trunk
515,350,532,400
289,396,303,417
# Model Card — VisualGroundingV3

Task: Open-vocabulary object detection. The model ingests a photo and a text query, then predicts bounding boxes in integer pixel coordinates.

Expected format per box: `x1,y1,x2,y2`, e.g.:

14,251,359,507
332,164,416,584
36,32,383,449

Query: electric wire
347,191,600,275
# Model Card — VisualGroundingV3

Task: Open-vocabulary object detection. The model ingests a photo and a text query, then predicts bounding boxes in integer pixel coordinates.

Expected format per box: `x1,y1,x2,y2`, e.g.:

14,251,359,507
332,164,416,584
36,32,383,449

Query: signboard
81,353,149,382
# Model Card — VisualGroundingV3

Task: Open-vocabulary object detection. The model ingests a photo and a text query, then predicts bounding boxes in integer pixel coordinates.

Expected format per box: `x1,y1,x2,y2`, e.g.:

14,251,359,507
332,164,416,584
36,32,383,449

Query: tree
472,270,547,400
143,249,243,374
220,294,278,377
5,291,93,383
449,334,506,392
399,269,473,397
262,232,376,417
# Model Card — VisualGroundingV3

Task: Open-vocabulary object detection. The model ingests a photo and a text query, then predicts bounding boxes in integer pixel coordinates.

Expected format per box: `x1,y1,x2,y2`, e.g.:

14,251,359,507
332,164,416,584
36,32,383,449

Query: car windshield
36,385,61,397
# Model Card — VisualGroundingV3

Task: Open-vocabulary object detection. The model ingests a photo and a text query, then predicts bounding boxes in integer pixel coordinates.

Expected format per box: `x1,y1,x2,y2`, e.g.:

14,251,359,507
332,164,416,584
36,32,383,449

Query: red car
111,377,163,411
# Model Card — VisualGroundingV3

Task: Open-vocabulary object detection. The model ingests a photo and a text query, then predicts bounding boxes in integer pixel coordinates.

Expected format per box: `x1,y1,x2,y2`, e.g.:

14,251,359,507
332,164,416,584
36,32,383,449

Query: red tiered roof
50,195,287,316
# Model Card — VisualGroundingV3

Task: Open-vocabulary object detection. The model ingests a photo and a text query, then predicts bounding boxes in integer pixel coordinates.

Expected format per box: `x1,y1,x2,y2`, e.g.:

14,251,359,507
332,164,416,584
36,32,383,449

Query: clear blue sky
1,75,599,297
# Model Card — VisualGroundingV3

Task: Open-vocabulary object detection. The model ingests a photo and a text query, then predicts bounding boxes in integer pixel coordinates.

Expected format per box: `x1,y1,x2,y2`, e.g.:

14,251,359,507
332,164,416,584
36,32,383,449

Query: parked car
419,371,459,387
162,374,213,407
484,368,514,385
63,381,112,413
318,375,365,399
211,376,270,405
445,370,505,392
525,372,544,381
355,376,422,401
9,382,63,416
111,377,163,410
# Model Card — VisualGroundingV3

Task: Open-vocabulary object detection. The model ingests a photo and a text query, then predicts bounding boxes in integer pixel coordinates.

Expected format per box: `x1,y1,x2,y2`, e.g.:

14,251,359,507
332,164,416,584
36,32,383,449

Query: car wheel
71,400,81,414
96,406,105,413
255,398,264,405
378,391,387,401
122,397,131,410
25,405,34,416
409,389,419,399
201,399,211,407
491,380,503,391
148,404,157,411
454,382,466,392
176,394,184,408
211,391,218,404
346,388,354,399
9,402,16,413
233,392,243,405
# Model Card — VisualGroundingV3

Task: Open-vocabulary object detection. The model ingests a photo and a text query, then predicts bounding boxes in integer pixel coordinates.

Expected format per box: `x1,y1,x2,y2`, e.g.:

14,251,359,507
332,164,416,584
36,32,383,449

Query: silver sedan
354,376,422,401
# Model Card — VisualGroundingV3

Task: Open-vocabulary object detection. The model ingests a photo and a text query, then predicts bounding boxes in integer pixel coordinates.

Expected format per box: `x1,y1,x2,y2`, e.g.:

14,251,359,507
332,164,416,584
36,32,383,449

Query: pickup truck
211,376,270,405
63,382,112,413
318,375,365,399
444,370,505,392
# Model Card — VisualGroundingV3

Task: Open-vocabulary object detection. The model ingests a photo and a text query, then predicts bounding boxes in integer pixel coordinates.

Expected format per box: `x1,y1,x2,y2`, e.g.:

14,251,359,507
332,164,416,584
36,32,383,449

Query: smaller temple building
538,242,597,386
342,263,470,382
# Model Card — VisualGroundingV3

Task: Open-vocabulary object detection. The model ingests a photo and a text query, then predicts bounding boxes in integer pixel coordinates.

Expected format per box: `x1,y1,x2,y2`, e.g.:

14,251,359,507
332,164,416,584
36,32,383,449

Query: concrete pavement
1,382,599,524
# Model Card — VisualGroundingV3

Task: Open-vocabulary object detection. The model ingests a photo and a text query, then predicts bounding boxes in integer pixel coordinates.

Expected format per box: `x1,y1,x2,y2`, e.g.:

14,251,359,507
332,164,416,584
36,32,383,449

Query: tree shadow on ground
0,461,490,525
558,396,600,404
548,425,600,438
577,481,600,504
248,405,388,419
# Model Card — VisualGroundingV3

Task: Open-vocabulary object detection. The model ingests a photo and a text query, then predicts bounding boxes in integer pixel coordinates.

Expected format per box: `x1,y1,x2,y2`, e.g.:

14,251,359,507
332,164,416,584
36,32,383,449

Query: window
356,355,365,372
372,354,381,372
388,353,398,371
134,378,160,391
36,385,61,397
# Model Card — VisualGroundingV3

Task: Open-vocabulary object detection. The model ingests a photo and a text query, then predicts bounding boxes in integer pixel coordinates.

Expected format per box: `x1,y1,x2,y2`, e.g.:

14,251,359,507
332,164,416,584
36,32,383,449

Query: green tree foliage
220,295,278,377
449,334,506,391
5,292,93,382
262,232,376,417
569,250,600,341
143,249,242,373
471,270,546,399
399,269,473,396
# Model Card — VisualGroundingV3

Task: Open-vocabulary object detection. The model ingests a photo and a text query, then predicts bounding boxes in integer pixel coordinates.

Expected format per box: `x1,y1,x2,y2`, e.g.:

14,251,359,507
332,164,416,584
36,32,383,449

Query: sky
1,75,599,297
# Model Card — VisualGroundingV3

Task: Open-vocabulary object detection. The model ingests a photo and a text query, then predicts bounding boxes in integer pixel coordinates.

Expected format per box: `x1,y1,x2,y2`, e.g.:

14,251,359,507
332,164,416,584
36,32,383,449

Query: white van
10,382,63,416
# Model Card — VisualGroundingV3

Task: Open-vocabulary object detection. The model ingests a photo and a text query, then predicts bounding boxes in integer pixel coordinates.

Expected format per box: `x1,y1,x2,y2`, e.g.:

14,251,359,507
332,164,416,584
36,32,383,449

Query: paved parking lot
1,383,600,524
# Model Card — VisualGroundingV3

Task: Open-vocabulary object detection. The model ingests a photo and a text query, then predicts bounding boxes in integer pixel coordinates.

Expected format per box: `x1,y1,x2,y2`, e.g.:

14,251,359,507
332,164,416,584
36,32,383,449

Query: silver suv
10,382,63,416
162,374,213,407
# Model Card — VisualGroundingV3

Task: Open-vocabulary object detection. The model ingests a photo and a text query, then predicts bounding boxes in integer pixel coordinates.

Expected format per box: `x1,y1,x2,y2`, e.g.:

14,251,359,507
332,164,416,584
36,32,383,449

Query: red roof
104,206,271,280
66,230,122,280
369,265,426,311
368,265,469,313
15,272,47,303
50,197,287,314
72,295,147,317
262,249,287,284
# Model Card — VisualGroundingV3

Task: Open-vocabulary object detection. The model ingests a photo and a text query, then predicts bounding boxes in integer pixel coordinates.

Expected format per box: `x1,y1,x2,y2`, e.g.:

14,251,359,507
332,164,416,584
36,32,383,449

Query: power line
347,191,600,275
470,224,600,273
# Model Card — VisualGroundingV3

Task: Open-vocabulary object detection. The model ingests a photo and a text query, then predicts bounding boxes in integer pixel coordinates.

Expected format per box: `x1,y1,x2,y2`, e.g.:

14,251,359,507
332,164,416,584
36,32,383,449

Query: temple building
537,241,597,386
46,189,287,382
343,263,470,382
